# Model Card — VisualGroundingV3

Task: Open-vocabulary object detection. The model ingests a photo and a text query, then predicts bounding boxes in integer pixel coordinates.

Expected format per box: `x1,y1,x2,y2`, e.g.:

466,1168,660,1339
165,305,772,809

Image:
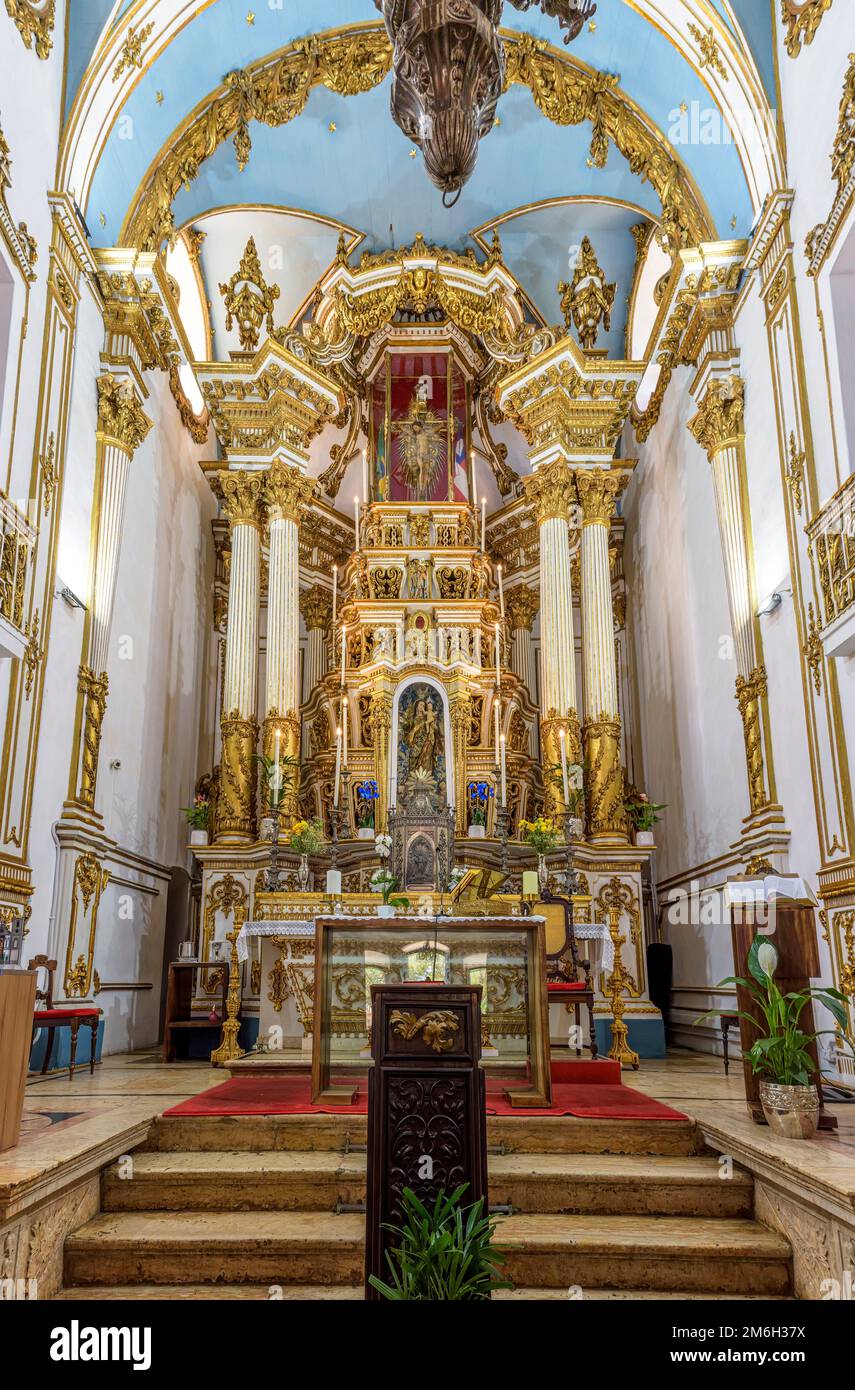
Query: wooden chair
28,956,101,1079
536,892,598,1059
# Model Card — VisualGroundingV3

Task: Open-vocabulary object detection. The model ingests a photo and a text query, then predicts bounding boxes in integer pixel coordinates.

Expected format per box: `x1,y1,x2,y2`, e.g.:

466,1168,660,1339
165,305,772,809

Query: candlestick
497,563,505,620
559,727,569,804
332,565,338,623
340,624,346,687
481,496,486,551
334,726,342,807
494,622,501,685
355,496,360,551
500,732,507,805
342,695,349,766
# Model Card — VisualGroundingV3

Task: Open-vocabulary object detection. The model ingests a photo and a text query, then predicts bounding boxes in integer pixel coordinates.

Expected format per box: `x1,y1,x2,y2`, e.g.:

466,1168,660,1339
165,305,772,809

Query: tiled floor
3,1047,853,1214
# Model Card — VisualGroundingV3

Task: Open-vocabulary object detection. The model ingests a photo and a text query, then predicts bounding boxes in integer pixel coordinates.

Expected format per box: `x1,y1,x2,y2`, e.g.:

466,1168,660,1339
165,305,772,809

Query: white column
218,471,263,842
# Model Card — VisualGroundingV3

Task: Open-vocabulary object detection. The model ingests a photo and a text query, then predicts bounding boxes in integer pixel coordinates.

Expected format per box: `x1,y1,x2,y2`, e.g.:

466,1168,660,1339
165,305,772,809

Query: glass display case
311,914,551,1107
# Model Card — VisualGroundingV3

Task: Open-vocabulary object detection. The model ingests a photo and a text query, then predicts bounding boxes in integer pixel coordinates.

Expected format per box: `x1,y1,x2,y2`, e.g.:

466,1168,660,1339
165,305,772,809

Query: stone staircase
59,1113,792,1299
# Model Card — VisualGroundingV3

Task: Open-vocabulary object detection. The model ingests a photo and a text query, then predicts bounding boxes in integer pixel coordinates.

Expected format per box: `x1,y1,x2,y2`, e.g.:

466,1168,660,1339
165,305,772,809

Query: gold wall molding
74,667,109,811
122,25,711,256
558,236,615,351
64,852,109,997
805,52,854,274
781,1,834,58
686,22,728,81
0,116,38,281
734,667,772,816
219,235,281,352
4,0,55,60
112,20,155,83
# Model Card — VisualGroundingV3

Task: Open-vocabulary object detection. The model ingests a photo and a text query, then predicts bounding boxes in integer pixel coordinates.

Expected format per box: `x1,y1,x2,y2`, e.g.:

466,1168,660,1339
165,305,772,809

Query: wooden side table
163,961,228,1062
0,969,37,1151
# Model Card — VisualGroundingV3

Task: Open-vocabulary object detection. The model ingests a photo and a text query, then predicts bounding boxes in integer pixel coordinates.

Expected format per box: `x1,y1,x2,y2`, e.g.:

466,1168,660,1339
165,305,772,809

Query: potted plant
288,818,324,892
467,781,494,838
370,867,410,919
545,760,586,836
181,794,210,846
368,1184,511,1301
518,815,562,892
255,751,299,810
355,779,380,839
624,791,666,846
696,934,851,1140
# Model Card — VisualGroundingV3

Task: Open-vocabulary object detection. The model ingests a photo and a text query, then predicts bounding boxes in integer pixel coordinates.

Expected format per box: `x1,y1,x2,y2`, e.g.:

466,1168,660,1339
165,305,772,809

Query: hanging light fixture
377,1,596,207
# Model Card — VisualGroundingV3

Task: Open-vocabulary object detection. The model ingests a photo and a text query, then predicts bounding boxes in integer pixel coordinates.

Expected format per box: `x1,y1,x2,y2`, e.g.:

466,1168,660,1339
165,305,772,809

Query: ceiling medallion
376,0,596,206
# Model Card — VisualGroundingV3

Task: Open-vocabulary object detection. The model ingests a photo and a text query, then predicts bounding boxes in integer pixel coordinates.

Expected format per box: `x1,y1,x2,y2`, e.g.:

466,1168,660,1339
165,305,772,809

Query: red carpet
162,1063,687,1122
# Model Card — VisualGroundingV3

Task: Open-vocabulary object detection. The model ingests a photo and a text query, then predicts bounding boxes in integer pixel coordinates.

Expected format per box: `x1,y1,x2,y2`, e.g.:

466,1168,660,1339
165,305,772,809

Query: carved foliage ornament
126,27,707,258
96,374,152,455
0,117,38,280
688,376,745,458
524,459,576,523
265,459,316,521
558,235,616,350
4,0,55,59
219,236,281,352
781,1,834,58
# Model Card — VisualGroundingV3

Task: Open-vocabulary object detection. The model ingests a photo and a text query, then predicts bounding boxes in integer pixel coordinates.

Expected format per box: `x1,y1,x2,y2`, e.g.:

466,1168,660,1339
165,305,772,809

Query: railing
0,493,36,634
807,472,855,631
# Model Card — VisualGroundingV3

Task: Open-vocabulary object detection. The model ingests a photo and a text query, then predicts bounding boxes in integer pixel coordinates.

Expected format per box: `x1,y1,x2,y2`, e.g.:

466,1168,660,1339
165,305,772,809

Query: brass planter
759,1081,819,1140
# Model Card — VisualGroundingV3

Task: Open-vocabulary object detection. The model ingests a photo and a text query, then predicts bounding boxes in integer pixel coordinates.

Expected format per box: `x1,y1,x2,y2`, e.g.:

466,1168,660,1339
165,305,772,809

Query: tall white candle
493,696,500,763
559,728,569,804
363,447,369,502
500,732,507,805
273,727,282,802
342,695,349,766
355,496,360,551
332,565,338,623
497,563,505,620
481,496,486,551
494,622,501,685
340,624,346,686
334,726,342,806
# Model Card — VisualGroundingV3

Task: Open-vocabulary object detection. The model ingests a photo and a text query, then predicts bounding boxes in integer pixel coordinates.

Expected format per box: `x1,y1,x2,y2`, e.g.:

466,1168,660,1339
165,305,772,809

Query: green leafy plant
696,934,851,1086
369,867,410,911
544,760,586,817
254,752,299,809
181,795,209,830
368,1184,511,1301
288,818,325,854
624,792,666,832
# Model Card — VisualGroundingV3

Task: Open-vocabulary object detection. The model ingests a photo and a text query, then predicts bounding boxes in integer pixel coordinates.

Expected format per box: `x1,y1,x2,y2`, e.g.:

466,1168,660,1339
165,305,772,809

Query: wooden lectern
365,982,488,1299
730,893,837,1131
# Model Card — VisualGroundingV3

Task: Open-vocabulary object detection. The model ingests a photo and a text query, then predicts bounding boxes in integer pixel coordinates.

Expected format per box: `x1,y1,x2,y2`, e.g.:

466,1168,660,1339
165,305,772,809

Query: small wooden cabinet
162,961,228,1062
0,969,37,1151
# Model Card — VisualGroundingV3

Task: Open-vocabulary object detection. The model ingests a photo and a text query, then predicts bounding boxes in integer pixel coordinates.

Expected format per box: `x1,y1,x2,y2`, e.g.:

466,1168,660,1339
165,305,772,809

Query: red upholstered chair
29,956,101,1079
537,893,598,1059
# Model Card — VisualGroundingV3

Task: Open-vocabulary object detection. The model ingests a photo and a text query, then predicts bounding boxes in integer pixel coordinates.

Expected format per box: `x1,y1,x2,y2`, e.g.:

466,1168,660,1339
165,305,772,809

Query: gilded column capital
524,459,576,524
299,583,332,631
265,459,317,522
96,373,152,456
505,585,539,631
220,470,264,528
575,469,624,527
688,375,745,458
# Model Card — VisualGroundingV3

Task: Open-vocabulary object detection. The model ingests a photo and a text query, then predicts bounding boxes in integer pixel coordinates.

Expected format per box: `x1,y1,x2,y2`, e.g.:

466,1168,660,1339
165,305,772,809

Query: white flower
757,940,778,979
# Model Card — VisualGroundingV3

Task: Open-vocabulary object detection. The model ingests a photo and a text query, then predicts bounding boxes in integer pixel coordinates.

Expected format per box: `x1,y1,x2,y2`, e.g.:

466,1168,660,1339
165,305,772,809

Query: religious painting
371,353,469,503
396,681,447,810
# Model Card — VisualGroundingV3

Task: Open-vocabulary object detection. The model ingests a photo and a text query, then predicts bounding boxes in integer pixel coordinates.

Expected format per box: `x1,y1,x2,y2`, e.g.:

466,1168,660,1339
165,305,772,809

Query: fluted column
370,686,393,833
68,374,151,814
524,461,579,816
450,693,472,835
218,472,263,842
263,462,316,819
577,469,628,843
505,585,539,698
689,376,776,818
300,583,332,701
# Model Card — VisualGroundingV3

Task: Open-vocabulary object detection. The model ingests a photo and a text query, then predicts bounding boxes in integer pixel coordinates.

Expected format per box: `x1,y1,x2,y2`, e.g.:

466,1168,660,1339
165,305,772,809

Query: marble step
56,1285,789,1302
145,1112,700,1158
64,1211,790,1294
102,1150,753,1219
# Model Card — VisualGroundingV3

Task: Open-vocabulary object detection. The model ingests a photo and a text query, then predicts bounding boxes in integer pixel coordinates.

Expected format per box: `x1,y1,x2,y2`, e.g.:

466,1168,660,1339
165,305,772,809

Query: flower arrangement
624,791,666,832
288,818,324,855
518,816,562,854
181,795,209,831
370,867,410,910
356,779,380,829
375,832,392,860
467,780,494,827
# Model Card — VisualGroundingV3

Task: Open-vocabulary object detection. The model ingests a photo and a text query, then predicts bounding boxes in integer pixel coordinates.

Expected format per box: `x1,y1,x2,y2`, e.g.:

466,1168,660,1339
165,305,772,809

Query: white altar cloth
574,923,614,975
237,919,313,962
237,913,547,963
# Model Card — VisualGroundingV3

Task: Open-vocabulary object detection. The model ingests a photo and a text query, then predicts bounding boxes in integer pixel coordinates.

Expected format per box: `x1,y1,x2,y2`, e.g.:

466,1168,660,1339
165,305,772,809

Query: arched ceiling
58,1,783,368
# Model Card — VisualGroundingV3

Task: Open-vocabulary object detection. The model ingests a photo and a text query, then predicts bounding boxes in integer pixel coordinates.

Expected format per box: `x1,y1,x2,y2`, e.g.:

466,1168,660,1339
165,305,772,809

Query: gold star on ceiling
328,121,337,134
245,10,255,24
409,149,417,158
588,19,597,32
99,212,106,227
155,90,164,105
680,102,688,115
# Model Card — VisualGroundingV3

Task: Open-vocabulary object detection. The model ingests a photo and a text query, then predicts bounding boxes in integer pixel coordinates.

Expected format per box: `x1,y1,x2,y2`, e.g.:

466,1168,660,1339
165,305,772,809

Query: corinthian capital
96,374,152,456
575,468,624,526
299,582,332,631
689,375,745,458
220,470,264,527
505,585,539,631
265,459,317,521
524,459,576,524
